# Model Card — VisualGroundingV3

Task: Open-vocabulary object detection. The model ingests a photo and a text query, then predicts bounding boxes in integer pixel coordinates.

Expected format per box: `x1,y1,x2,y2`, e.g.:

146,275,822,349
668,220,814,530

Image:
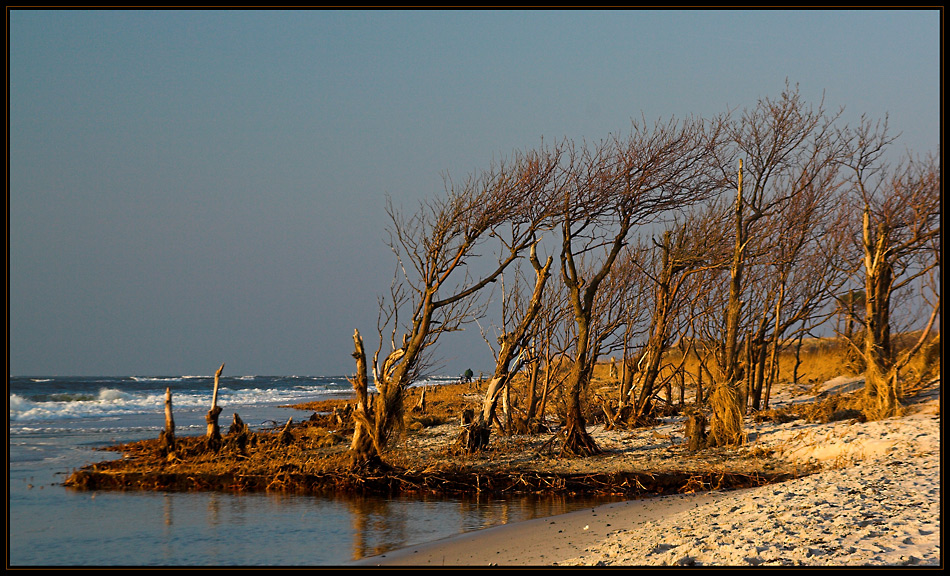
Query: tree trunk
741,335,753,413
792,332,805,386
277,417,294,445
159,387,176,455
347,330,391,471
523,350,541,430
537,359,552,431
631,229,683,425
228,412,248,435
481,374,509,431
749,336,769,411
862,211,899,420
695,365,704,406
560,353,601,456
457,409,492,453
685,410,708,451
618,354,637,412
677,370,686,406
475,248,552,447
412,385,427,413
710,160,746,447
225,412,250,453
204,363,225,451
633,349,662,424
762,289,785,410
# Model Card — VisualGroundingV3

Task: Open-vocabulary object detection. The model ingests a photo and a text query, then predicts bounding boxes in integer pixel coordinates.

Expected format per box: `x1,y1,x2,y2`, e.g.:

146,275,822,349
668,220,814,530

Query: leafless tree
578,243,651,428
594,245,651,423
743,156,851,410
348,148,559,470
622,205,730,426
527,281,575,433
709,82,845,447
462,241,554,452
841,117,940,419
555,116,725,456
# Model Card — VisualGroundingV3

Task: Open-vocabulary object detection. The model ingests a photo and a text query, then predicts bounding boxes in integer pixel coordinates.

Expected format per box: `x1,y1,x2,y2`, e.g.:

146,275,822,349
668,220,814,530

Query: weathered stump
204,363,226,451
204,406,223,452
225,413,250,453
334,404,352,427
685,410,708,452
159,387,176,457
456,409,491,453
228,412,248,435
411,386,427,413
277,417,294,445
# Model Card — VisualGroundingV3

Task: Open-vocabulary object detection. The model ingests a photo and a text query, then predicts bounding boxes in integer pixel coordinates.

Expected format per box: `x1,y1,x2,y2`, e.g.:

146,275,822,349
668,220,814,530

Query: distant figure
461,368,474,384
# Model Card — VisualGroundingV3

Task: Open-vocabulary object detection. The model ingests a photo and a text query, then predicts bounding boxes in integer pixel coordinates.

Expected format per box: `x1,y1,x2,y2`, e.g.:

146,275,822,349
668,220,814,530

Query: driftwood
315,404,352,428
65,453,796,497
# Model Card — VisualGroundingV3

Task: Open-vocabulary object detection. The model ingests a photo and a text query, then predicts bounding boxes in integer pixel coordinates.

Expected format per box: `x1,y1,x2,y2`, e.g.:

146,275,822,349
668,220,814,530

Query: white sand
354,377,941,567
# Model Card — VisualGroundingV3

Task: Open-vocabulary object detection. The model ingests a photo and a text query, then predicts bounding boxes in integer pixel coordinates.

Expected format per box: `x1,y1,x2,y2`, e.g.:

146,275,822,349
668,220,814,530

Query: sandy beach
354,377,941,567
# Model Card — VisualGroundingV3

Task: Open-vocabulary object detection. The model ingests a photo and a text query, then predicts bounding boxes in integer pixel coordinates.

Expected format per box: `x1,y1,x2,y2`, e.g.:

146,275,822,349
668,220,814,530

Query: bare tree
626,206,730,426
462,242,554,452
744,158,850,410
527,274,576,434
580,243,651,429
841,118,940,419
593,245,651,427
710,83,845,447
556,116,724,456
348,148,558,470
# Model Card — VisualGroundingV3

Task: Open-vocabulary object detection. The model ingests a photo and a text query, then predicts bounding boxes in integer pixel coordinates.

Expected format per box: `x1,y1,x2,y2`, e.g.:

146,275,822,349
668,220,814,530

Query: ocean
8,374,613,566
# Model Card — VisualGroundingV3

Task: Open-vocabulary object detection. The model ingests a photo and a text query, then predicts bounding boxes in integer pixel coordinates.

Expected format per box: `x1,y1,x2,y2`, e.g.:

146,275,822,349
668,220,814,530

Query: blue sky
8,9,941,376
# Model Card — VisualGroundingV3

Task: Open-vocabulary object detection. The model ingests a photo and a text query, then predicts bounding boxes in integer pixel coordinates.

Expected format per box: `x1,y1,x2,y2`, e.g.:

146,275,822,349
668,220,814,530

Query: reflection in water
344,493,624,561
100,489,622,565
348,496,409,561
163,493,174,563
207,492,221,527
164,493,173,527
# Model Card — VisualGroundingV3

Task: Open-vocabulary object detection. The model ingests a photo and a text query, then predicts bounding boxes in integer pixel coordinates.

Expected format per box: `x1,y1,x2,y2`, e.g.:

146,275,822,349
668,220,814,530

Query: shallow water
9,376,618,566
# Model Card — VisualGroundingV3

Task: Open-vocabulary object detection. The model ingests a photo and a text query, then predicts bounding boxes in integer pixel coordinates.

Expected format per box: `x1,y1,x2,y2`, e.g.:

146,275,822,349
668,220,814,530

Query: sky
8,9,941,377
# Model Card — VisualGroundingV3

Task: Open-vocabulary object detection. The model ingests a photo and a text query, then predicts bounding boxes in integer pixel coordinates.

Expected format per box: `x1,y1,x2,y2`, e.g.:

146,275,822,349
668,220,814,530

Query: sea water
9,375,612,566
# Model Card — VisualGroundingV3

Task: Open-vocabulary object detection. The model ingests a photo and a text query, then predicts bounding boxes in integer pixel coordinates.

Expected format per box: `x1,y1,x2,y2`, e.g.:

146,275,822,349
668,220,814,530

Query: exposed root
64,464,796,498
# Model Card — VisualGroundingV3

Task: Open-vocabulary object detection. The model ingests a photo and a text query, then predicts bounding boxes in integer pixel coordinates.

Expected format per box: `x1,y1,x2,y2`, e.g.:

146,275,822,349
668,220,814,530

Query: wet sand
351,489,739,566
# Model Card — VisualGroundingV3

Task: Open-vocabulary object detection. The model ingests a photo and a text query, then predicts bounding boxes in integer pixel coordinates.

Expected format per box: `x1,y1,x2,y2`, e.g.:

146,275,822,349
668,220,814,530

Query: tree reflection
344,492,621,561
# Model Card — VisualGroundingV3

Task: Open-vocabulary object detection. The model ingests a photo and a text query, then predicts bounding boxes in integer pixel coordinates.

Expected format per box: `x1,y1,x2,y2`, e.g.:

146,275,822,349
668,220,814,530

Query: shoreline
351,488,745,566
354,381,941,567
52,374,940,566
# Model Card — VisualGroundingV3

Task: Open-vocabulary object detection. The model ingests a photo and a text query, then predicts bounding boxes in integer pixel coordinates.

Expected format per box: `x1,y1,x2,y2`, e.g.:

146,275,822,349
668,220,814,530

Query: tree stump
685,410,708,452
228,412,248,435
277,417,294,445
204,405,223,452
225,413,250,453
456,409,491,453
204,363,226,451
411,386,427,413
159,387,176,457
